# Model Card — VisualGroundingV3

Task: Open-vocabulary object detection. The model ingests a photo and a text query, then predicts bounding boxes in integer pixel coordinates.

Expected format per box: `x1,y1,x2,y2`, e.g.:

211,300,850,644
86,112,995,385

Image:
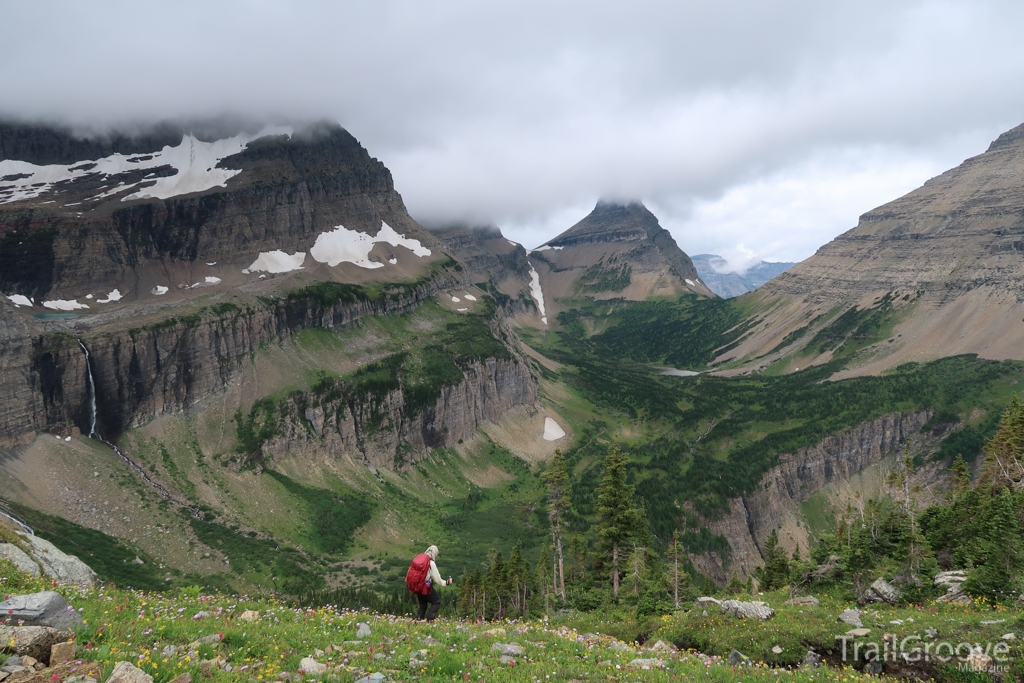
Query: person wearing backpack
405,545,452,621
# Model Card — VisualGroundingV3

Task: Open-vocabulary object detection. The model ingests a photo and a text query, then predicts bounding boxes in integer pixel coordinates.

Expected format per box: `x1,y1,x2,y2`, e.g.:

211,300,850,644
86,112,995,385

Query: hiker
406,545,453,621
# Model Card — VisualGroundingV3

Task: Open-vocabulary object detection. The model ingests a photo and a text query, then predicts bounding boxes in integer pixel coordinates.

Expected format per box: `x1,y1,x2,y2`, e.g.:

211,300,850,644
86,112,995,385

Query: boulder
0,592,81,630
104,661,153,683
803,650,822,667
491,643,525,656
860,578,902,605
728,649,751,666
238,610,260,622
786,595,820,607
838,609,863,628
845,628,871,638
166,674,192,683
16,534,97,585
298,657,326,675
628,658,664,669
0,626,70,662
354,674,385,683
355,622,372,638
647,640,675,653
720,599,775,620
694,597,721,609
0,545,40,577
50,641,76,663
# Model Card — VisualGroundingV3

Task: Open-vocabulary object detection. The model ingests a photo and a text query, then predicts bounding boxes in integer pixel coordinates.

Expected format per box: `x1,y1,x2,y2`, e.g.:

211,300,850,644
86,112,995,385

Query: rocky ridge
718,121,1024,375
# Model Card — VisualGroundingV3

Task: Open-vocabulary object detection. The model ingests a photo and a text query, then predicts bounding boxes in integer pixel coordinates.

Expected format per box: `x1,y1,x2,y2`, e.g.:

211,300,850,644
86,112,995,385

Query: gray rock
647,640,675,653
803,650,822,667
924,628,938,638
838,609,863,628
408,657,426,670
16,534,97,585
354,674,385,683
65,677,98,683
720,599,775,620
490,643,525,656
728,649,751,666
298,657,326,674
356,622,372,638
0,545,40,577
421,635,440,646
161,645,178,658
786,595,820,607
499,655,515,664
863,660,883,675
0,626,70,661
608,641,632,652
0,591,82,630
846,628,871,637
105,661,153,683
694,597,721,609
628,658,664,669
861,578,902,605
1001,633,1016,641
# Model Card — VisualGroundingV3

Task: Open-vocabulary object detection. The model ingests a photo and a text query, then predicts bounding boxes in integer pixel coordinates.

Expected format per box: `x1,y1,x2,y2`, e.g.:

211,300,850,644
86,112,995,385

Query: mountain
691,254,796,298
715,122,1024,376
526,201,714,325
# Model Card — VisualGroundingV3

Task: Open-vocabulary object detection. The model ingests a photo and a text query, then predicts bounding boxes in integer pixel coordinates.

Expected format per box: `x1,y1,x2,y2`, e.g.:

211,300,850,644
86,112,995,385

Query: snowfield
247,250,306,273
527,261,548,325
97,289,122,303
543,417,566,441
43,299,89,311
6,294,33,307
0,126,293,205
309,221,430,269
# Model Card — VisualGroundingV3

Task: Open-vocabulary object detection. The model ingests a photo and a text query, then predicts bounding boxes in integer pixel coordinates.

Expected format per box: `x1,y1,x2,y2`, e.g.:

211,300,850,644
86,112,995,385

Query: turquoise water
31,313,83,320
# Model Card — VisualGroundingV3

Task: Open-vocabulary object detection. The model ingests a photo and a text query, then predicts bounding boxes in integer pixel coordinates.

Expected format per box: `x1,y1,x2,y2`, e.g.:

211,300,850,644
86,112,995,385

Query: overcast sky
4,1,1024,270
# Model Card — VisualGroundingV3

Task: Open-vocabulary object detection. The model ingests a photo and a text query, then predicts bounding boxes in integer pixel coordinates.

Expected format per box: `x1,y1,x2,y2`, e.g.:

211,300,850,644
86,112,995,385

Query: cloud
3,1,1024,259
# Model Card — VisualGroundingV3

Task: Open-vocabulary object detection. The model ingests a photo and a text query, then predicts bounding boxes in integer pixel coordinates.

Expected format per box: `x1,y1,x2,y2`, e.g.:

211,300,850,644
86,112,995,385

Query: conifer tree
543,449,570,600
948,454,972,501
505,540,529,615
981,394,1024,489
666,530,685,608
759,529,790,591
569,535,589,583
725,571,744,595
595,442,645,596
536,545,552,613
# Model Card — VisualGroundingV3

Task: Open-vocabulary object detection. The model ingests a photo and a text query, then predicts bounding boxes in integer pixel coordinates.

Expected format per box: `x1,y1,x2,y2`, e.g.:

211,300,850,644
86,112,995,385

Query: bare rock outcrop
689,411,930,583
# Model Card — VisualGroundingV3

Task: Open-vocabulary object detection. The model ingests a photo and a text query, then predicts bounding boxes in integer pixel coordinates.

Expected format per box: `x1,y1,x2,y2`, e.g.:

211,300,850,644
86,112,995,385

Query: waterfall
77,339,97,438
75,339,202,519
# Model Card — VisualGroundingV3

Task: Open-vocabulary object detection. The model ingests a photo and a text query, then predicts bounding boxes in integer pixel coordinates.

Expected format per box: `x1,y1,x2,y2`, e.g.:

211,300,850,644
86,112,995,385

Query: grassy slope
3,561,1021,683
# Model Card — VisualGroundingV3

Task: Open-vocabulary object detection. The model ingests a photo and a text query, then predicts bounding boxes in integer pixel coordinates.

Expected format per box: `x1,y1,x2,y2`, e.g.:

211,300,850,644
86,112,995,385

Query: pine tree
595,442,645,596
759,529,790,591
543,449,570,601
484,550,506,620
948,454,972,502
505,540,529,615
569,535,589,583
981,394,1024,489
963,488,1023,602
536,545,552,613
666,530,685,608
725,571,744,595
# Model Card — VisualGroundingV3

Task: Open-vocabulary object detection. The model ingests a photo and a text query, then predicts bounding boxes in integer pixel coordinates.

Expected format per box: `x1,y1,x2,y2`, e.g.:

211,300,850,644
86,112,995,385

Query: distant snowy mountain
691,254,796,298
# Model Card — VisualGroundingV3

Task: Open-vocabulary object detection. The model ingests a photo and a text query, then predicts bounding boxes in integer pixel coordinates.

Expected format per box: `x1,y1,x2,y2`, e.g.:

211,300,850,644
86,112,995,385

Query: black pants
416,587,441,620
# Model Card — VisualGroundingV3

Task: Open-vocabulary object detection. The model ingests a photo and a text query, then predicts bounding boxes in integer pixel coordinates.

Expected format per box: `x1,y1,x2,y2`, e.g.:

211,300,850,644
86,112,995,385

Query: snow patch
388,257,398,264
655,366,700,377
6,294,33,307
310,221,430,269
685,278,695,286
464,294,477,301
532,245,564,252
151,286,169,295
506,239,518,246
97,289,122,303
0,126,293,205
247,250,306,273
85,294,94,299
451,296,461,303
543,417,566,441
527,261,548,325
206,262,217,266
457,307,469,312
43,299,89,311
205,277,221,285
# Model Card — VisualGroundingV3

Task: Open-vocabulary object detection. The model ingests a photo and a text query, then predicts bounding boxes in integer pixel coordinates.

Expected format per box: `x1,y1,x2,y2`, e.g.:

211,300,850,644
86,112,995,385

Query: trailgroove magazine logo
837,635,1011,672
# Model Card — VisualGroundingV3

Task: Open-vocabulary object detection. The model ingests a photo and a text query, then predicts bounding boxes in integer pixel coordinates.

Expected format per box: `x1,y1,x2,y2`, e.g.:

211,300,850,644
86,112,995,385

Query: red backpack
405,553,432,595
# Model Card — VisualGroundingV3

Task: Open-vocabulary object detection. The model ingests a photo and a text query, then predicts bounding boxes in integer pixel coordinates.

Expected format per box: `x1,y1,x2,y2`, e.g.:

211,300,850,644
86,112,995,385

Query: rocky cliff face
266,355,536,470
4,273,466,446
689,411,931,583
720,121,1024,375
1,121,442,302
